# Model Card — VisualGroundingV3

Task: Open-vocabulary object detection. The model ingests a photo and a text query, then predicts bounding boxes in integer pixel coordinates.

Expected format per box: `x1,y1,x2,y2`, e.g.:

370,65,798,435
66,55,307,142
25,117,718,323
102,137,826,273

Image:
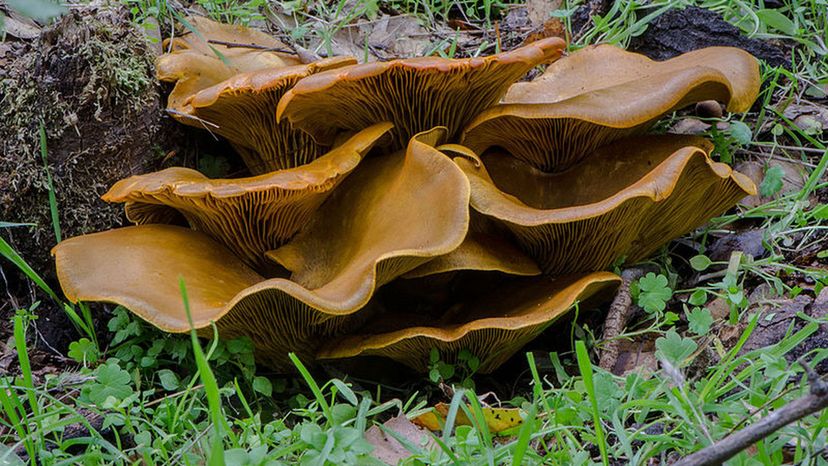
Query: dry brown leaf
2,13,41,39
366,415,436,465
611,339,658,377
366,15,431,58
736,159,808,208
783,103,828,134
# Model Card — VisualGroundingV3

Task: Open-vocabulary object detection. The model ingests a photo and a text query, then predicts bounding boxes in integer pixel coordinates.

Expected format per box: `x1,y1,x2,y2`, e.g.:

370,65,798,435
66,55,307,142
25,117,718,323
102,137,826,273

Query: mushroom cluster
53,18,759,373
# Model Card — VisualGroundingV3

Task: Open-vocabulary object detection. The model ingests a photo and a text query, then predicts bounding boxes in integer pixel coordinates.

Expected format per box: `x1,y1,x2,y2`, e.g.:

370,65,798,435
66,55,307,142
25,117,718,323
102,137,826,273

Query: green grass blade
0,236,95,339
179,278,226,466
511,402,536,465
39,123,61,243
288,352,333,426
442,388,465,444
575,340,609,466
13,316,44,463
464,392,494,465
13,317,39,420
0,379,33,463
0,236,60,302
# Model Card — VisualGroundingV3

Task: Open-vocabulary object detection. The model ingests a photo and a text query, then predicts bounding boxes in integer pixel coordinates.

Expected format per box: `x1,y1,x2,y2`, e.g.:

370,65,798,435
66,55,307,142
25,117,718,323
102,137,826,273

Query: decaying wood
598,265,657,372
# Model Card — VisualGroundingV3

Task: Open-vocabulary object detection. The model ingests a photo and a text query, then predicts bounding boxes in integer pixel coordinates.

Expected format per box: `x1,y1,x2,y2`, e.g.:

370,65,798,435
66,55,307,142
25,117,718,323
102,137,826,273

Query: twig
205,39,324,62
598,265,658,372
206,39,294,54
691,269,728,286
674,359,828,466
164,109,219,140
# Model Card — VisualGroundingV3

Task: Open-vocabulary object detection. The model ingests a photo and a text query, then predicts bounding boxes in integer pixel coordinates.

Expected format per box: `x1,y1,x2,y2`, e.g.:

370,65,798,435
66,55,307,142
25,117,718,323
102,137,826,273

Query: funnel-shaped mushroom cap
179,57,358,174
461,45,761,172
458,135,756,275
158,16,301,115
317,272,620,373
267,127,470,290
104,123,393,270
276,37,567,149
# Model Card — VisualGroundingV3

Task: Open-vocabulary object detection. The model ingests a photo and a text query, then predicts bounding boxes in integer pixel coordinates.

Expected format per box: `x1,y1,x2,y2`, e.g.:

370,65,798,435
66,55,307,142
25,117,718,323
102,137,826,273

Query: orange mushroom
456,135,756,274
403,214,540,279
317,272,620,373
104,123,392,270
276,37,567,149
54,129,471,370
172,58,358,174
461,45,761,171
266,127,470,287
52,17,765,374
157,16,302,115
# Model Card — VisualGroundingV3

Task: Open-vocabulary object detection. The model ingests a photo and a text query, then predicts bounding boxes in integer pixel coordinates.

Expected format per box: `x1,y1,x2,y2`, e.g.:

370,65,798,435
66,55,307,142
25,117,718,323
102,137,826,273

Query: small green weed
428,348,480,389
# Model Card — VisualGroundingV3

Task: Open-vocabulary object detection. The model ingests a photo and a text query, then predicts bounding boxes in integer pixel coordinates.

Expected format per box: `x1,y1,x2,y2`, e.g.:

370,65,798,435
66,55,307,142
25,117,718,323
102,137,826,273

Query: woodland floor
0,0,827,464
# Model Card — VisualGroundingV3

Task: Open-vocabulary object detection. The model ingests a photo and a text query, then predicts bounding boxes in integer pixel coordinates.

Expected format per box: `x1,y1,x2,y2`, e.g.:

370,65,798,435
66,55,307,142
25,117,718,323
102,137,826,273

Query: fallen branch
598,265,656,372
206,39,322,62
206,39,294,54
674,360,828,466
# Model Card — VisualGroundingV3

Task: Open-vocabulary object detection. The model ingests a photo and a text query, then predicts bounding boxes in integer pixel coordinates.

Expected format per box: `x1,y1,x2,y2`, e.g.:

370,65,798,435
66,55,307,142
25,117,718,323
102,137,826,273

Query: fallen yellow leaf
413,403,523,434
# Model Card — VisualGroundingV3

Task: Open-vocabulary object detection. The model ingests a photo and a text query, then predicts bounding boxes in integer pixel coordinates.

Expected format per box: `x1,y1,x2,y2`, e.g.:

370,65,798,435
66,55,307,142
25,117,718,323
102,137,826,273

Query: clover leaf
637,273,673,314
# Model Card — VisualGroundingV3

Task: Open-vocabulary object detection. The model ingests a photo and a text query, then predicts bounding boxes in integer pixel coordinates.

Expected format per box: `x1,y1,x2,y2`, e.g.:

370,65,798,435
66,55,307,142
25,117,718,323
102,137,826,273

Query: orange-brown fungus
105,123,392,270
457,135,756,274
52,20,762,373
157,16,301,115
182,57,357,174
462,45,761,171
276,37,567,149
318,272,620,373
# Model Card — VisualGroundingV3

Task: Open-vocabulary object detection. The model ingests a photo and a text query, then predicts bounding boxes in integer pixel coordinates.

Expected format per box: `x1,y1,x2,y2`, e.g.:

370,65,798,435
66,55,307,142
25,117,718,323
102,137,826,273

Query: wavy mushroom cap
54,130,470,370
276,37,567,149
461,45,761,171
52,225,365,370
317,272,620,373
158,16,301,114
181,57,358,174
267,127,470,290
104,123,393,270
458,135,756,275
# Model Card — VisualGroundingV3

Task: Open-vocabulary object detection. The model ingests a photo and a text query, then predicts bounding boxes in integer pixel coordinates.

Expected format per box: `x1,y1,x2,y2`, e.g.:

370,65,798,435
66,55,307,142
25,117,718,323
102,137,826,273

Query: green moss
0,4,168,274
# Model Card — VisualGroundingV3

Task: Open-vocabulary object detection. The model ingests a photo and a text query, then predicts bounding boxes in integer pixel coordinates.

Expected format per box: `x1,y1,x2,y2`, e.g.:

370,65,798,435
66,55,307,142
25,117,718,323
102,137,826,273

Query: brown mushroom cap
54,127,470,370
104,123,393,270
51,225,367,370
317,272,620,373
267,127,470,290
461,45,761,172
457,135,756,274
158,16,301,115
180,57,357,174
276,37,567,149
53,225,262,332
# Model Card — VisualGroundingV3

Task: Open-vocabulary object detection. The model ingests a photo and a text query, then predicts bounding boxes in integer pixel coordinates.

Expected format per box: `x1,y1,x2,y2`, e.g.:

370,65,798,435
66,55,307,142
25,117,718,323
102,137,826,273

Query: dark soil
572,5,789,67
628,6,789,67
